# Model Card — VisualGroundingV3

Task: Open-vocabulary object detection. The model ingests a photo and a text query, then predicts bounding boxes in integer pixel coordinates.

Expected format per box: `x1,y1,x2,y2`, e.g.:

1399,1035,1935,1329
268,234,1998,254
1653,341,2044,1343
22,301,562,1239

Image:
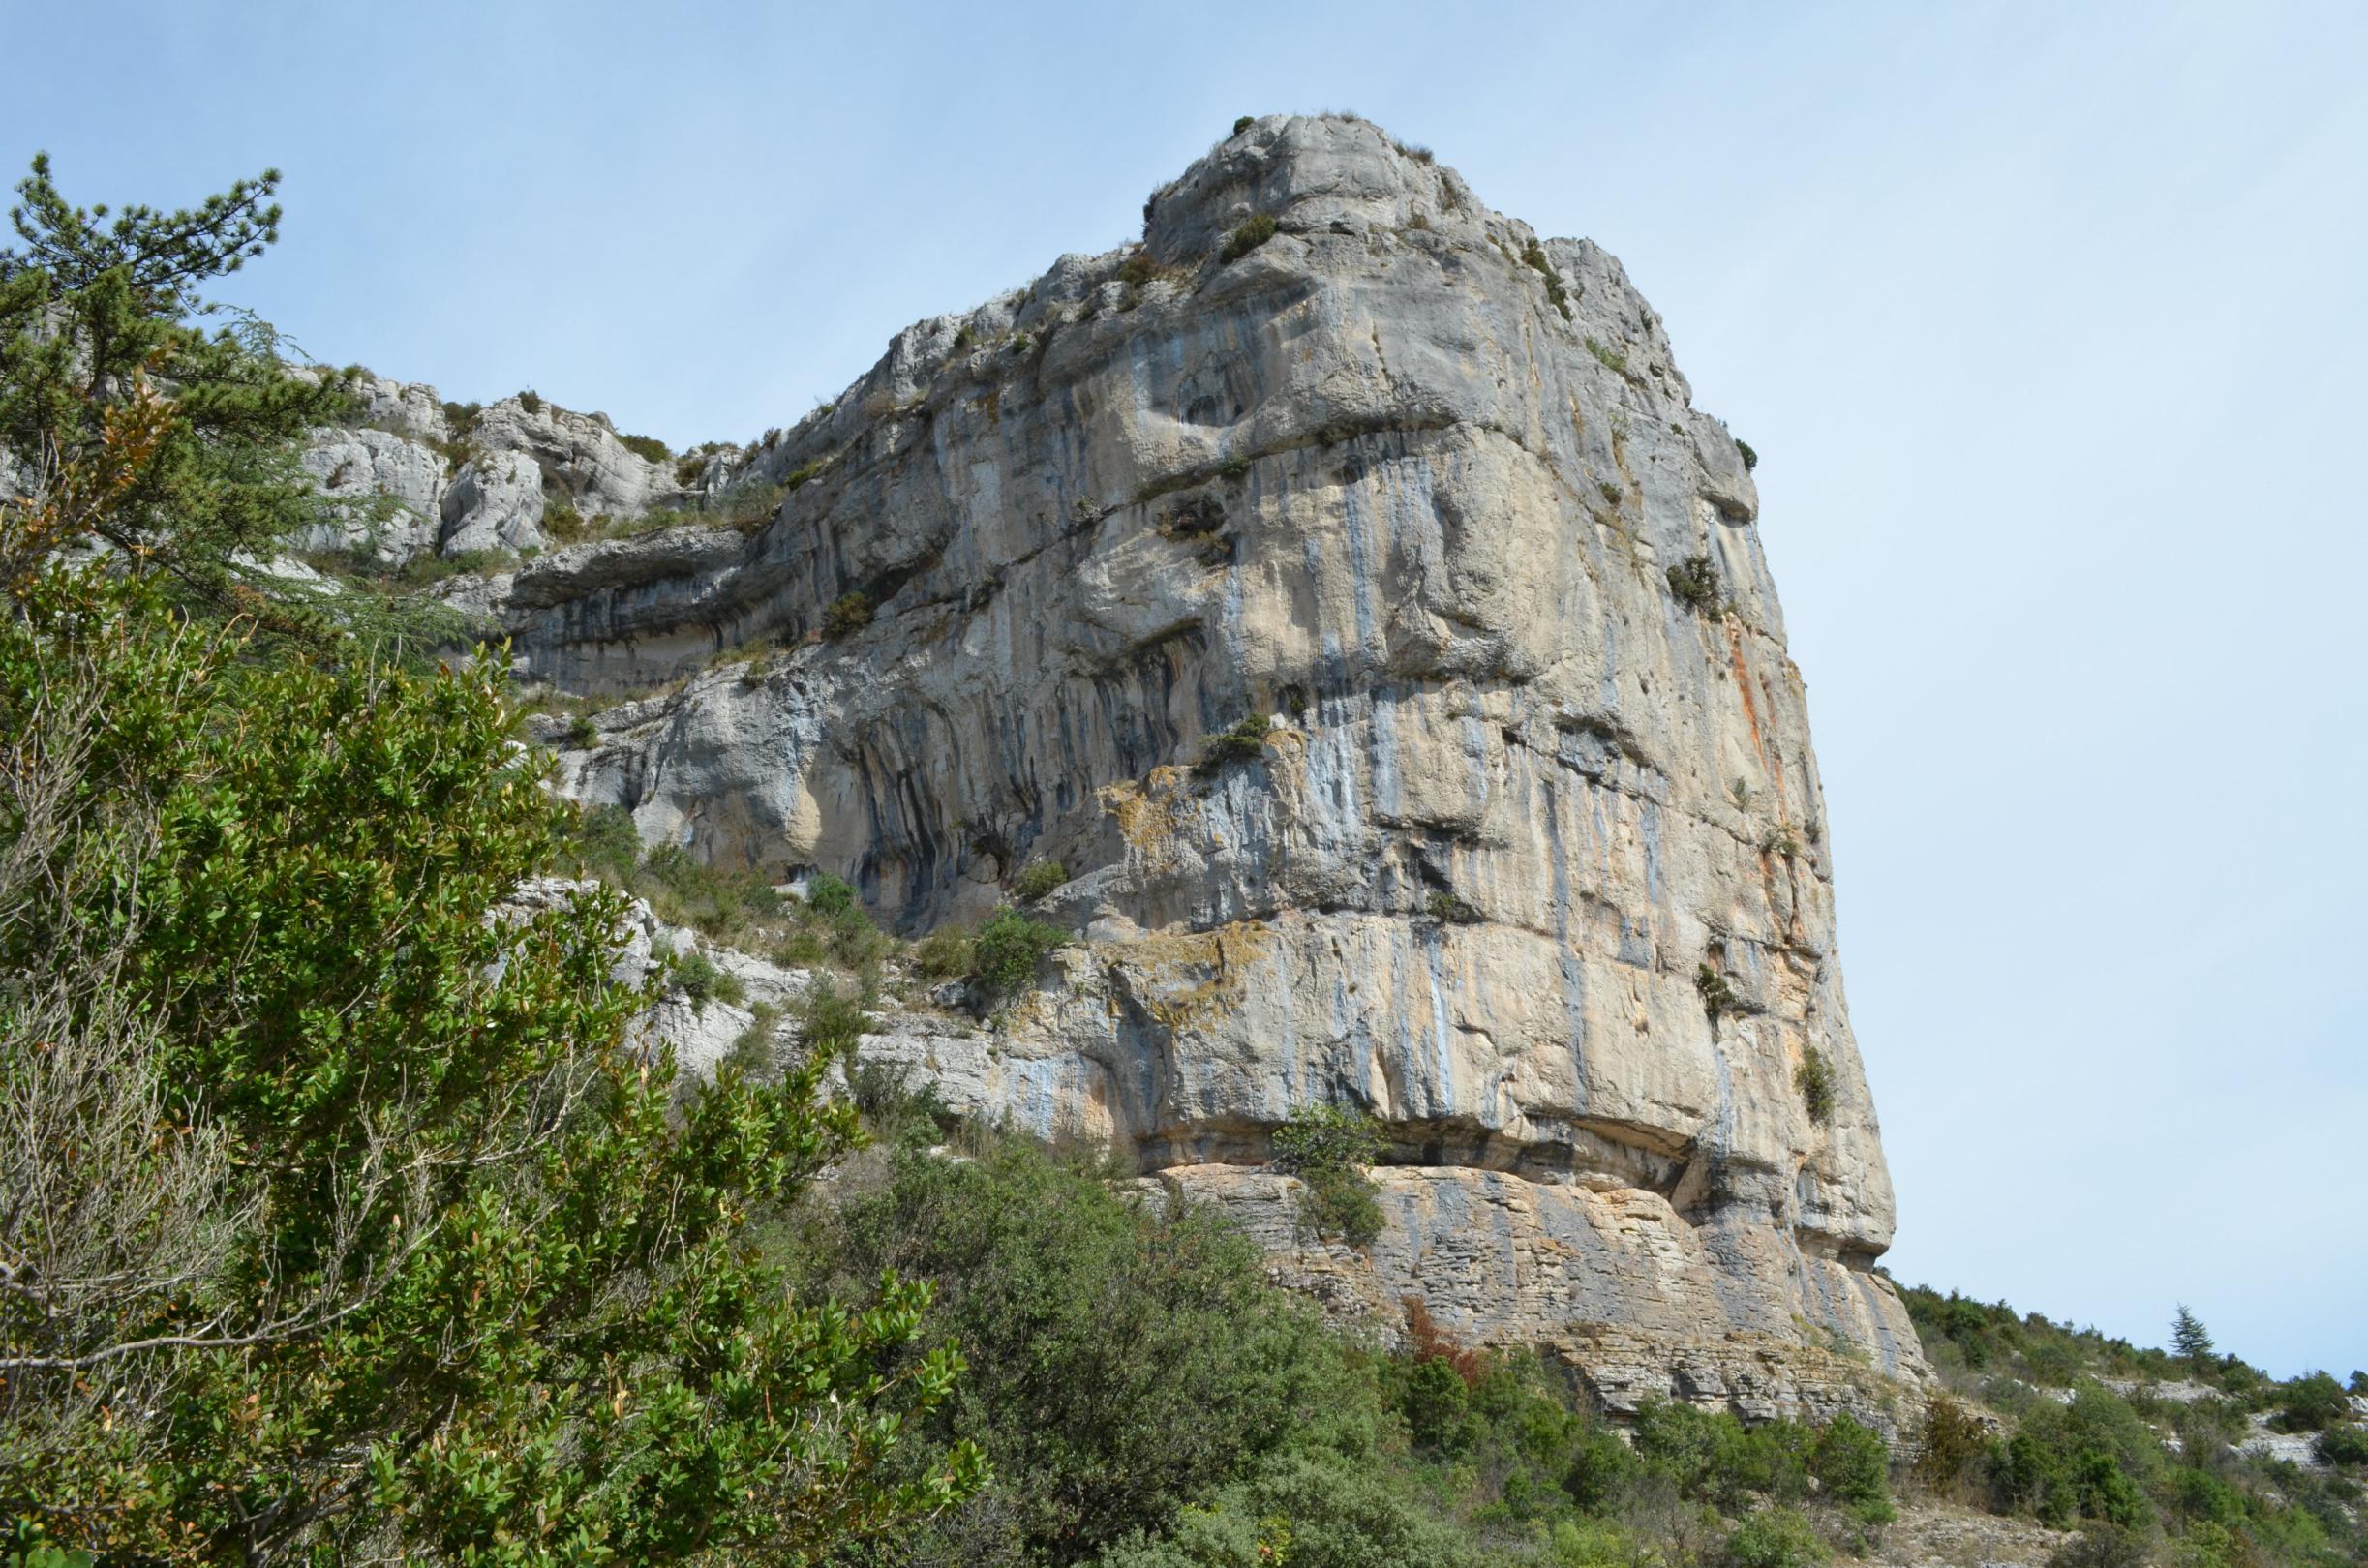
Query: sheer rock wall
394,115,1927,1415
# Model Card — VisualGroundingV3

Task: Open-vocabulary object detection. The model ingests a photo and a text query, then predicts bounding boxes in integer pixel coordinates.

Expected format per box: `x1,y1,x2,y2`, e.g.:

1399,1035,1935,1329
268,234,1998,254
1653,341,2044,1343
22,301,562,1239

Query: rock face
381,115,1927,1417
294,377,687,565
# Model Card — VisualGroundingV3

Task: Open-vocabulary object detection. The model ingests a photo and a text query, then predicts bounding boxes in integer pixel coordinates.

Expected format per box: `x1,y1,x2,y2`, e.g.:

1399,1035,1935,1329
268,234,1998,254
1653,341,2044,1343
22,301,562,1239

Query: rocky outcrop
440,449,547,556
358,114,1926,1419
295,376,688,565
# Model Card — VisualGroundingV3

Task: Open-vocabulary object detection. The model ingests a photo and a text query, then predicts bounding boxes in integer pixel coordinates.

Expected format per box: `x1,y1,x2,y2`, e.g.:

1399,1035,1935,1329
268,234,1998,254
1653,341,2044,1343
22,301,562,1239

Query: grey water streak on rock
396,113,1924,1420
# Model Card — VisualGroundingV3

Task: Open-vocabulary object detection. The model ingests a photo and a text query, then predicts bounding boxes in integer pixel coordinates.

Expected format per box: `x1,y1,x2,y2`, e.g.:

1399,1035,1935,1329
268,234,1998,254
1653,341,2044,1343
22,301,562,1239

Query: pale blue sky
10,1,2362,1375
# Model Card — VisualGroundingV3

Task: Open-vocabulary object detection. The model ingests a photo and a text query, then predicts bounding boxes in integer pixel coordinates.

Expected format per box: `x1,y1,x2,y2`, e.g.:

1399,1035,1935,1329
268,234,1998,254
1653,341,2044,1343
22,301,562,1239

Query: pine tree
0,153,351,627
2171,1304,2214,1368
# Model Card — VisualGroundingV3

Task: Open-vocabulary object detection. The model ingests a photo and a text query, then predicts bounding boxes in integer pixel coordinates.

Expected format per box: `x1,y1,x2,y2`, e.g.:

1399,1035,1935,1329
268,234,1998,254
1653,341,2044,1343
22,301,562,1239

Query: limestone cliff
327,114,1926,1420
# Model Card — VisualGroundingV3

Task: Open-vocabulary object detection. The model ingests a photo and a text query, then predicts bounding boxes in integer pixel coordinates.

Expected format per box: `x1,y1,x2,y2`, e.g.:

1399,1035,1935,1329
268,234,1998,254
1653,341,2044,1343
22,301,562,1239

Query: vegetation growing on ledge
1014,859,1070,901
1796,1045,1837,1123
970,906,1069,995
1273,1102,1384,1246
1219,212,1278,263
1668,552,1724,613
823,588,876,639
1194,712,1273,776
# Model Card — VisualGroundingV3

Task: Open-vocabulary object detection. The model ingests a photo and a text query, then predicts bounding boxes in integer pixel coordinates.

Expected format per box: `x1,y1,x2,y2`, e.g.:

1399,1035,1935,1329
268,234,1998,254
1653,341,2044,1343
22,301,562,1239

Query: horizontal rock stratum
329,113,1927,1421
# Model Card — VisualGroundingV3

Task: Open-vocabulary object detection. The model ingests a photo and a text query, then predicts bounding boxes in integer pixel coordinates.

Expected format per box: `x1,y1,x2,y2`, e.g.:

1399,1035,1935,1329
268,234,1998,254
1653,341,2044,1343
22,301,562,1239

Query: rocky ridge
316,113,1928,1423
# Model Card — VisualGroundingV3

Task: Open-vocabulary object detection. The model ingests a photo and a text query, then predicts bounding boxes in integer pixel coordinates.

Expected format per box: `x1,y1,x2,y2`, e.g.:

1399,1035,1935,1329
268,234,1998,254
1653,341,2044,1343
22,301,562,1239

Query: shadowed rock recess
375,115,1928,1420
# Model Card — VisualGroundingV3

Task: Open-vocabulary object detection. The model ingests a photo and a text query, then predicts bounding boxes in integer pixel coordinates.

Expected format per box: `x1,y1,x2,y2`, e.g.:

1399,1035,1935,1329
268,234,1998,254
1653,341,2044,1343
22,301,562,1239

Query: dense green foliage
1013,859,1070,902
1218,213,1277,264
1903,1287,2367,1566
970,906,1070,994
1272,1103,1385,1247
0,161,978,1563
1666,553,1722,614
1193,713,1273,777
768,1120,1908,1568
0,154,351,624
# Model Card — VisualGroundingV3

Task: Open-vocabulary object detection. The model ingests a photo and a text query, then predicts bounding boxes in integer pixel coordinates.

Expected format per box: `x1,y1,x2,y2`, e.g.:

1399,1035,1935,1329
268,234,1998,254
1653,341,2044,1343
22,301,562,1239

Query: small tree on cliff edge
2171,1304,2214,1369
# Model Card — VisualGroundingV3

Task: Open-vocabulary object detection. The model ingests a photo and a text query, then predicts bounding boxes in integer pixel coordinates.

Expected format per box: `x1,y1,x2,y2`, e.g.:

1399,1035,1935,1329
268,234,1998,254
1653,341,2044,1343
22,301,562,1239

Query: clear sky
9,0,2362,1375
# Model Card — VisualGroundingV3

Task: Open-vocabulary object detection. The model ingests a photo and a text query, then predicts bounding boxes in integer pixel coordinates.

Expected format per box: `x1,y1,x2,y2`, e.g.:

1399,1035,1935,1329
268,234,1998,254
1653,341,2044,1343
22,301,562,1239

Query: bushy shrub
1220,212,1278,263
1633,1400,1813,1511
1808,1413,1890,1507
1194,712,1272,776
564,712,598,749
1912,1393,1991,1493
822,589,874,639
1667,553,1722,612
1737,438,1759,471
778,1136,1377,1566
1013,859,1069,901
1695,962,1737,1021
971,907,1067,994
2315,1423,2368,1466
2272,1371,2349,1432
1723,1507,1829,1568
1522,238,1572,319
1232,115,1255,136
911,923,978,981
669,946,744,1011
2049,1524,2150,1568
1796,1047,1837,1124
618,431,670,464
517,388,542,413
1274,1103,1384,1246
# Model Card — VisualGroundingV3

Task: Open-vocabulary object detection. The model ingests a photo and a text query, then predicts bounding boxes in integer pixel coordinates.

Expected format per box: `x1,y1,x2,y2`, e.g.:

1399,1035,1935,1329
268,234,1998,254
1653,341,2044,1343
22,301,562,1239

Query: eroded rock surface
294,375,686,565
374,114,1926,1416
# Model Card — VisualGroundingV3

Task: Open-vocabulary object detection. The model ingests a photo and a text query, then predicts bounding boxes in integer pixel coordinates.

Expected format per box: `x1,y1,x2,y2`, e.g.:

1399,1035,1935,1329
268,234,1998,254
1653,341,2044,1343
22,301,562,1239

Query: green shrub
1911,1393,1990,1493
1425,889,1480,923
517,388,542,413
805,871,858,916
1013,859,1069,901
970,907,1068,994
911,923,978,981
1586,336,1628,374
1737,438,1759,471
1522,239,1572,319
1397,1354,1476,1454
2315,1423,2368,1466
1723,1507,1828,1568
1194,712,1272,776
1118,250,1170,288
618,432,670,464
1274,1104,1383,1247
1232,115,1255,136
1667,553,1722,613
1796,1047,1837,1124
2048,1525,2150,1568
725,1002,780,1072
2273,1371,2349,1432
1695,962,1737,1022
555,801,642,886
669,946,744,1011
1220,212,1278,263
822,590,874,640
1809,1413,1890,1507
776,1136,1377,1566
